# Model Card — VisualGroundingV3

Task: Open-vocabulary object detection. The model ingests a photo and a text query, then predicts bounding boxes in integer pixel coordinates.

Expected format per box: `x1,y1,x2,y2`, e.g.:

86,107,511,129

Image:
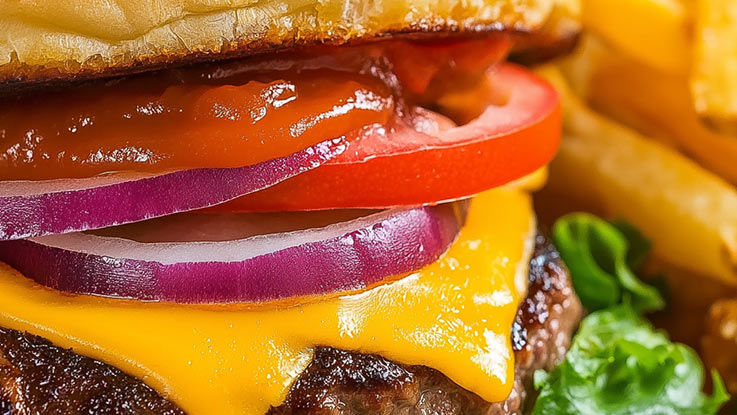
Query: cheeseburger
0,1,581,414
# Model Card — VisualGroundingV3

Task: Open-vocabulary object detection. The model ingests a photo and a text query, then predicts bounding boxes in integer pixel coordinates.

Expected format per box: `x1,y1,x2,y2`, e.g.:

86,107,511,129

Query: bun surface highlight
0,0,553,84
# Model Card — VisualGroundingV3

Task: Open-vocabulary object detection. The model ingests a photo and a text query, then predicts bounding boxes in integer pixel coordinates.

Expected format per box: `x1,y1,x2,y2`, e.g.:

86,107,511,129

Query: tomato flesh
216,64,561,210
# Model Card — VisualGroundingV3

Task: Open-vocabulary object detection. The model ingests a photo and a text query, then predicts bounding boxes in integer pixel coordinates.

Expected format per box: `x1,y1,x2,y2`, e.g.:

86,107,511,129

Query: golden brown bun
0,0,554,85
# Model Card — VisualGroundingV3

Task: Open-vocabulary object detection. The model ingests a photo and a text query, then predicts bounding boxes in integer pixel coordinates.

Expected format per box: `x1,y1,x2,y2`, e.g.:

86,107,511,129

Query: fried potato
537,66,737,286
560,36,737,186
691,0,737,134
578,0,690,74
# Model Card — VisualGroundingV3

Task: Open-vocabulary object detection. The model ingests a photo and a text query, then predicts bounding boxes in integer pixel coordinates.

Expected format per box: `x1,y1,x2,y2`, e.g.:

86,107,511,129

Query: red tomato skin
226,106,560,210
221,64,561,211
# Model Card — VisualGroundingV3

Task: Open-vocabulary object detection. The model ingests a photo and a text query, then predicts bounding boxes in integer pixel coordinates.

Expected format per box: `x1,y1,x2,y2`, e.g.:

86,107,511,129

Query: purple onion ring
0,138,346,241
0,202,466,303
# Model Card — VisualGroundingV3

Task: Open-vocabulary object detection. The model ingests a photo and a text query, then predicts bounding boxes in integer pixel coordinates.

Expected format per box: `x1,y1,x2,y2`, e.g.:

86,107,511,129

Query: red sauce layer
0,36,509,181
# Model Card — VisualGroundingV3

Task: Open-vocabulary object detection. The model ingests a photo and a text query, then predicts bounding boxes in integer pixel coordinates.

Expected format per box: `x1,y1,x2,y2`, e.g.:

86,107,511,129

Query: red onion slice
0,202,466,303
0,138,346,241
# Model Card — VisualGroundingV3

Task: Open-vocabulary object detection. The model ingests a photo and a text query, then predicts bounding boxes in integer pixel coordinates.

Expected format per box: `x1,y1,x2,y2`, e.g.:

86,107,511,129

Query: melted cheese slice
0,188,535,415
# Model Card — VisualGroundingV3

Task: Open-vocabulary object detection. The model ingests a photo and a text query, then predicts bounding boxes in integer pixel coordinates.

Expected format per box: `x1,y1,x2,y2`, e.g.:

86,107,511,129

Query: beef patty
0,233,581,415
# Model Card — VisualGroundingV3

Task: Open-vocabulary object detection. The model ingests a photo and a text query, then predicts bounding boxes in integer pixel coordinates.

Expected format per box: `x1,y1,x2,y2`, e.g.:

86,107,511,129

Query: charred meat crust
0,233,581,415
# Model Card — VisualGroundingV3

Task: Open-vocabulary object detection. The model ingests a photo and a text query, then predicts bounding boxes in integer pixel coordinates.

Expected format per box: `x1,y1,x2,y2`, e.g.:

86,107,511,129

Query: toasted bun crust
0,0,554,85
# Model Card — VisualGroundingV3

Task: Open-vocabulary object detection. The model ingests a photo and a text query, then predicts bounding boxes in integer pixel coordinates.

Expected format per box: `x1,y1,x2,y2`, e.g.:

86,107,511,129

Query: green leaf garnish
552,213,665,313
532,306,730,415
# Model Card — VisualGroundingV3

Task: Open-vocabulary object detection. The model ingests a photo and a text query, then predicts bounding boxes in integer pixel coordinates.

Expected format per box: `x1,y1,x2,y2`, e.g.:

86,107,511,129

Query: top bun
0,0,553,85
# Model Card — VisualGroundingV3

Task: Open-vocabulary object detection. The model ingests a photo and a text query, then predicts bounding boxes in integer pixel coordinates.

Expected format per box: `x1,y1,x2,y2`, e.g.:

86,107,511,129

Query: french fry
537,66,737,286
560,36,737,186
691,0,737,133
579,0,691,75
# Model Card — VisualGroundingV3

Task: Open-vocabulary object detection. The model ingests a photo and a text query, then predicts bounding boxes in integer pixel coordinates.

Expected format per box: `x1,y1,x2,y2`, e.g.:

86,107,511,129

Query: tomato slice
217,63,561,211
0,37,510,182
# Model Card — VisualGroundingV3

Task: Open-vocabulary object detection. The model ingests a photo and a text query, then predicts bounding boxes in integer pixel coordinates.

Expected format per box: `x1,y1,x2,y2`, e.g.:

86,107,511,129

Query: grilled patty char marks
0,233,580,415
0,331,183,415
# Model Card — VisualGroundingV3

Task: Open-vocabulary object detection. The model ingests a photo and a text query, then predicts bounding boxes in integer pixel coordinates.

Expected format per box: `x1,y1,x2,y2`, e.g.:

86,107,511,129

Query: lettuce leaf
532,306,729,415
539,215,729,414
552,213,665,313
